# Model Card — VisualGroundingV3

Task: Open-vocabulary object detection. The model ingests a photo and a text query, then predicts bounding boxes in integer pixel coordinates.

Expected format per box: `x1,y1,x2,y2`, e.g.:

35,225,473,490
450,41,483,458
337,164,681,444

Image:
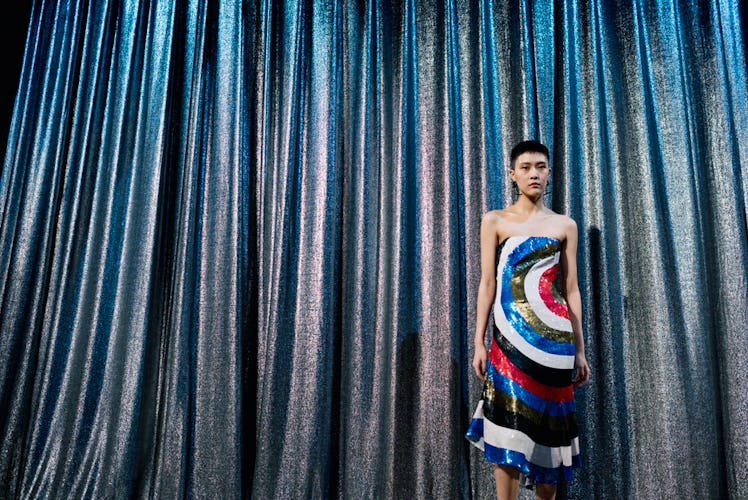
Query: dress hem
465,433,581,486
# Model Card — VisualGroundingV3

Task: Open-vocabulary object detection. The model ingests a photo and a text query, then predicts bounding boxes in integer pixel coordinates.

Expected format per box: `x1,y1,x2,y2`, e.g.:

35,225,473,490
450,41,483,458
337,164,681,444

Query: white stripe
493,292,574,369
524,253,573,332
469,401,580,469
494,238,574,369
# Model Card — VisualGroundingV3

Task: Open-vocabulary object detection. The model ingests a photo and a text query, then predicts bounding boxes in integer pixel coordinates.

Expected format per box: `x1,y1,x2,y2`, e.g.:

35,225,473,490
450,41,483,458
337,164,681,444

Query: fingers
573,364,590,388
472,357,486,381
472,345,488,381
473,363,485,381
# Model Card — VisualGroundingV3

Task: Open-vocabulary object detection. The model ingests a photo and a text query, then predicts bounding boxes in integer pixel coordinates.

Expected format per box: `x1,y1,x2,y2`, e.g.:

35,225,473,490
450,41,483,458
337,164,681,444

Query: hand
572,352,590,388
472,343,487,381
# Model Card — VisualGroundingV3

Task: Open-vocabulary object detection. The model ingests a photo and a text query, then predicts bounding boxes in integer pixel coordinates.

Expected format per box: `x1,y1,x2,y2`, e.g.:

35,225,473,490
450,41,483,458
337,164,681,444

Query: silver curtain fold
0,0,746,498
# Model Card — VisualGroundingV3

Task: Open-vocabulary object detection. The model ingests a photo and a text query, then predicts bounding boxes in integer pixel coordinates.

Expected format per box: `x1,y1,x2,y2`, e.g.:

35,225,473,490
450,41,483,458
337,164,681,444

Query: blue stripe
482,443,580,484
486,362,576,416
465,417,484,443
466,420,582,484
500,240,575,356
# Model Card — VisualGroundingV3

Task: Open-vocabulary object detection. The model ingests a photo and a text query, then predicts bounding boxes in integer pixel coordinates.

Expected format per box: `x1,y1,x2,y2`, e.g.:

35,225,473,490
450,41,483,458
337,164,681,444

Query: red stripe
489,337,573,402
538,264,569,319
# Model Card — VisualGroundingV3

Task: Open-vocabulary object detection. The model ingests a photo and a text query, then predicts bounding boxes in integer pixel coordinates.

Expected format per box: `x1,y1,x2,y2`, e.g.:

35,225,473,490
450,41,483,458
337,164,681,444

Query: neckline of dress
497,235,562,247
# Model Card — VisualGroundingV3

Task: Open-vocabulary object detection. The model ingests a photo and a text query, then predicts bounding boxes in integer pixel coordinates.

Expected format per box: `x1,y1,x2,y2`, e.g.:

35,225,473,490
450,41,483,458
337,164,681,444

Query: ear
508,168,517,182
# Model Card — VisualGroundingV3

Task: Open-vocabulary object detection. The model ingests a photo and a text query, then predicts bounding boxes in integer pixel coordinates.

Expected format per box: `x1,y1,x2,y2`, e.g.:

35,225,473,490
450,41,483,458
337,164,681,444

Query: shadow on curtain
0,0,746,498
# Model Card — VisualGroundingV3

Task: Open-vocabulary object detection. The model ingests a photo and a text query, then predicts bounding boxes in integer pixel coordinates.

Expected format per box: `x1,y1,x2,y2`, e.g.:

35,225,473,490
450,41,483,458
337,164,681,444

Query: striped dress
466,235,580,484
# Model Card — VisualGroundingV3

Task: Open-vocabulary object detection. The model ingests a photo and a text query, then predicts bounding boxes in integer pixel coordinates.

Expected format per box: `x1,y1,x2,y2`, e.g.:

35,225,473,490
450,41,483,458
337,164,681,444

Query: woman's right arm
472,212,499,381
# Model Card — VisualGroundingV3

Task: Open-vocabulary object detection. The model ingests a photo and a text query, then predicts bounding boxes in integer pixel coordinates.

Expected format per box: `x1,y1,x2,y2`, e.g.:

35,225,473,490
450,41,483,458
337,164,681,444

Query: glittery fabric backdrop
0,0,746,498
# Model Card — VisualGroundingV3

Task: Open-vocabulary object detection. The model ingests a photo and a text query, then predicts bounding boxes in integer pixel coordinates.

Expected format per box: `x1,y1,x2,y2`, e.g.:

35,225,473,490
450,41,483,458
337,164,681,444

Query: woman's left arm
560,219,590,388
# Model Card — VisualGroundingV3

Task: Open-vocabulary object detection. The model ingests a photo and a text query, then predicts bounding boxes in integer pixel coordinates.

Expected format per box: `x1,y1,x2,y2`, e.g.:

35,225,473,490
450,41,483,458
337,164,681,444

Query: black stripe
483,398,579,448
492,325,573,388
481,381,576,434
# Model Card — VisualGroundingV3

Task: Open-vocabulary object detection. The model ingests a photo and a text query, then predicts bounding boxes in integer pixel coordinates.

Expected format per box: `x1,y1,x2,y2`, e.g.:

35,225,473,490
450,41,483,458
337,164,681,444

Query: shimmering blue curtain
0,0,746,498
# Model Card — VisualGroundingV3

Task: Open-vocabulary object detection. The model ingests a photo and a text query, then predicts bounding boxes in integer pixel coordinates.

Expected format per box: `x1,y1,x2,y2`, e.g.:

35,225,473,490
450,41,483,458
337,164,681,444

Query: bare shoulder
556,213,577,232
481,210,507,244
481,209,506,226
551,213,578,243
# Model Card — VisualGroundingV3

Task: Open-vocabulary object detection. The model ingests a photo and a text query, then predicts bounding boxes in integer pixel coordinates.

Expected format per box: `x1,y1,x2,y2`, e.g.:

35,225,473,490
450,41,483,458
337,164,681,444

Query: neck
514,194,545,213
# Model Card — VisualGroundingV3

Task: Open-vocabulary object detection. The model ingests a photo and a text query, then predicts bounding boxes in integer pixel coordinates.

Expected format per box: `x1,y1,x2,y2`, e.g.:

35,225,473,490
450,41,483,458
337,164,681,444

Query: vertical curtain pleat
0,0,745,498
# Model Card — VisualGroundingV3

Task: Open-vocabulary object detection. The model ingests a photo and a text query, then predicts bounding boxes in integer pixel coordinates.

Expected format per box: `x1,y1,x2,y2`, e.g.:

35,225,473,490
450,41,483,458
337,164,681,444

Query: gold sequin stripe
507,245,573,343
482,378,578,444
550,275,565,304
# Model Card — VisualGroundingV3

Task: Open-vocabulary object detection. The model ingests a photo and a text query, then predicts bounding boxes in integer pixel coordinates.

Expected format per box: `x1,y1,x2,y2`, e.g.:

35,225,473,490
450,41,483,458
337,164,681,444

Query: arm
560,219,590,387
472,212,499,381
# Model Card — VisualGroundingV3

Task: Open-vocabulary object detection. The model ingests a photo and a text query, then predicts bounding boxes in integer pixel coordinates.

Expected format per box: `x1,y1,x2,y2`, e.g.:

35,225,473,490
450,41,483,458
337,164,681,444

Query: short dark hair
510,140,549,168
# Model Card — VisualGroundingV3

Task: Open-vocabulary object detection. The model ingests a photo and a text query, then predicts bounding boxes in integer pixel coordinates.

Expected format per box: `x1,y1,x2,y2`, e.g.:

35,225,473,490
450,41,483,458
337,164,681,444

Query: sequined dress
465,235,580,484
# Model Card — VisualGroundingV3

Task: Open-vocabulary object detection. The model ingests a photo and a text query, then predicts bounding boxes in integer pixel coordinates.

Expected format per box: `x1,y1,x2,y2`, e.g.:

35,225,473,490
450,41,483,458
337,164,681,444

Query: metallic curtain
0,0,745,498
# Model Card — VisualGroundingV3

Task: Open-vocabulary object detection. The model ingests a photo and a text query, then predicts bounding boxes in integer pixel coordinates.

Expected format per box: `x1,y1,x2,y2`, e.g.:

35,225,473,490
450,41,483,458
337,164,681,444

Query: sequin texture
466,236,579,485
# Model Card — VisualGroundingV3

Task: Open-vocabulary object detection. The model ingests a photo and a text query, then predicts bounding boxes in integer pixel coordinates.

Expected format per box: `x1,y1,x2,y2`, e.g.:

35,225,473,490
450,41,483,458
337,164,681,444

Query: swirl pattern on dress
466,236,580,485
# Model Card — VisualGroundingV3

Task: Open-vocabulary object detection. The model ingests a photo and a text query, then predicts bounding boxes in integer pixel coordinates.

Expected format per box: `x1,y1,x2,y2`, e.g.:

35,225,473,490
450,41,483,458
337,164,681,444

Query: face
510,152,550,197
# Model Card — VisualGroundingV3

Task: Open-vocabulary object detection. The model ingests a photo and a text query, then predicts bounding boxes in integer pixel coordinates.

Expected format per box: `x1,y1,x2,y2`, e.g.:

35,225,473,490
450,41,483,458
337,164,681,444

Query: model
466,140,590,500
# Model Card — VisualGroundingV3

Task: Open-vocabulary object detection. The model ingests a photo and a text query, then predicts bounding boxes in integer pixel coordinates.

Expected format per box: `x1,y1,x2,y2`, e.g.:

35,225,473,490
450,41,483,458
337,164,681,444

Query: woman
466,140,590,500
